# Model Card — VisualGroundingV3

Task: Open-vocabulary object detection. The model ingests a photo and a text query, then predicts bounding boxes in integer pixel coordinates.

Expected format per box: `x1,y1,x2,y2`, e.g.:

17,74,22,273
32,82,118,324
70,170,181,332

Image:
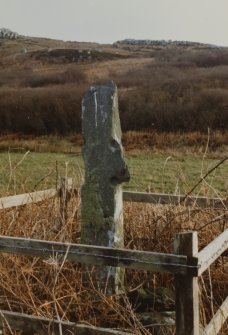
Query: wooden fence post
58,177,73,225
174,231,199,335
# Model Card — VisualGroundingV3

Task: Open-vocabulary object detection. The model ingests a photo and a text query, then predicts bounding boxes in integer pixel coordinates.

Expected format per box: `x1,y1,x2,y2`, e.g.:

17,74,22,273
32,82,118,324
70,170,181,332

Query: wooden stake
174,231,200,335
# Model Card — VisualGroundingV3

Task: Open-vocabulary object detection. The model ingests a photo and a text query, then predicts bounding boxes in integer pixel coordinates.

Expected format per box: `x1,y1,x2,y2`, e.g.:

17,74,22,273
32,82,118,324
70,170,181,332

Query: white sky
1,0,228,46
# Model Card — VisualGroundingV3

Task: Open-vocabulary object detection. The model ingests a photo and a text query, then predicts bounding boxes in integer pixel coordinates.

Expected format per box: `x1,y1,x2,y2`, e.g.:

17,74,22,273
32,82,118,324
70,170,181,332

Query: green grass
0,151,83,195
126,151,228,197
0,150,227,197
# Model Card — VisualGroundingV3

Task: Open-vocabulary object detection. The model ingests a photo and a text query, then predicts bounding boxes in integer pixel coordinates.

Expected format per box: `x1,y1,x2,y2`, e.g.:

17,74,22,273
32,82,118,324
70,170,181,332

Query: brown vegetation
122,130,228,151
0,195,227,334
0,81,86,135
0,37,228,135
0,131,227,154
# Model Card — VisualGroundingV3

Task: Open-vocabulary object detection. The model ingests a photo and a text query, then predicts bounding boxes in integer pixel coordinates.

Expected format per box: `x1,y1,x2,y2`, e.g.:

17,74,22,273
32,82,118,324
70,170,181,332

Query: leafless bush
0,84,86,135
25,66,87,88
0,46,228,134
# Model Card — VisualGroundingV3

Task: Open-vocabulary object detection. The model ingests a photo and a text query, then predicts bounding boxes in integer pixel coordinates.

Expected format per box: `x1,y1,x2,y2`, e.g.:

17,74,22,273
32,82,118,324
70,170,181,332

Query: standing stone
81,81,130,294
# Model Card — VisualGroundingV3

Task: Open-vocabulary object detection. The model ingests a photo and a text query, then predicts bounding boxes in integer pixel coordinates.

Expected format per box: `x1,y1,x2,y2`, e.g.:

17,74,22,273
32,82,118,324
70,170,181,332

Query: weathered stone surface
128,287,175,311
81,81,130,293
138,311,175,335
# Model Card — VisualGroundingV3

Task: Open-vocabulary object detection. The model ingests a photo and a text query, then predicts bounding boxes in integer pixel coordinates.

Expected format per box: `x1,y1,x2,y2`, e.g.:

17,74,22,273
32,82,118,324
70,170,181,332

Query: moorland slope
0,32,228,135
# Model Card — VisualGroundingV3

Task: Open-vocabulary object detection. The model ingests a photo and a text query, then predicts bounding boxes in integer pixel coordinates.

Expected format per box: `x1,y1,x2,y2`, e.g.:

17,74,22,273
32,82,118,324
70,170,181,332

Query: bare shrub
153,47,228,68
0,84,86,135
1,46,228,135
25,66,87,88
115,60,228,132
0,66,33,87
62,66,87,84
187,49,228,67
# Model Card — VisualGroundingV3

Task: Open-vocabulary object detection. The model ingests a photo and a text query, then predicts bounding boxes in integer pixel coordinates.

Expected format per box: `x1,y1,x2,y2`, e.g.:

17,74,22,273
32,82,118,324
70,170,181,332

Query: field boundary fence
0,179,227,335
1,187,228,210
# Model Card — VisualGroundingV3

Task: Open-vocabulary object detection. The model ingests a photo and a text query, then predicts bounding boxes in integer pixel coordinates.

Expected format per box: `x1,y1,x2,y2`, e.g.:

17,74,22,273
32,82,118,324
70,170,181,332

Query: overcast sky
1,0,228,46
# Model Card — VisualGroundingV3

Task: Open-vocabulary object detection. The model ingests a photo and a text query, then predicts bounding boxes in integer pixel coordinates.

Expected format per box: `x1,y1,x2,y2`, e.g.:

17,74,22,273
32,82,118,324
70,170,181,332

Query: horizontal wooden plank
0,309,132,335
204,296,228,335
198,229,228,276
0,235,196,275
1,189,226,210
0,189,56,210
123,191,227,208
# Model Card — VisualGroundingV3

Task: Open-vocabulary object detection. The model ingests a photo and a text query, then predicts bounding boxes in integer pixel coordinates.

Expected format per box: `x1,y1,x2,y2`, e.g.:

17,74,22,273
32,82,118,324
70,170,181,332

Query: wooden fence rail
204,297,228,335
0,235,195,275
0,188,227,210
0,186,227,334
0,309,133,335
0,189,56,210
198,229,228,276
123,191,228,208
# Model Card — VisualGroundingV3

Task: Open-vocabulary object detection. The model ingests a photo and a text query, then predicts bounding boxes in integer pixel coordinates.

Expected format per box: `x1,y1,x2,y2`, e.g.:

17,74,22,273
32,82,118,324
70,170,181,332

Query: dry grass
0,131,227,153
122,130,228,152
0,191,227,334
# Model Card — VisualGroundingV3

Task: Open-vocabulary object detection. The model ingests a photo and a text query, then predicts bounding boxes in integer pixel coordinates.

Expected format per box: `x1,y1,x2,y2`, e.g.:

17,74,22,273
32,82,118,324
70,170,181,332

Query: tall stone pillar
81,81,130,294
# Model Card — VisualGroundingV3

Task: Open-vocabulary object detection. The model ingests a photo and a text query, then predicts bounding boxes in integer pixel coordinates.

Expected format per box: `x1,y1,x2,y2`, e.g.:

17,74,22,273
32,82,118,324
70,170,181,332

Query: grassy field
0,138,227,334
0,151,83,195
0,148,227,334
0,148,227,197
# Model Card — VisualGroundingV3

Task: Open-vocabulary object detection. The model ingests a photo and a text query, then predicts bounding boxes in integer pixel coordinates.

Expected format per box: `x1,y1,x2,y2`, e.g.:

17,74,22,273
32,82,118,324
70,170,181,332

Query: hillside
0,33,220,64
0,32,228,135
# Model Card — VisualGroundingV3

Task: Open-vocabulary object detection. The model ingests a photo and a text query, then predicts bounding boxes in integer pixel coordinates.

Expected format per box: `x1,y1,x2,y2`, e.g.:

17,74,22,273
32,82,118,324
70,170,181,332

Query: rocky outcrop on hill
0,28,18,40
115,39,214,47
28,48,127,63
